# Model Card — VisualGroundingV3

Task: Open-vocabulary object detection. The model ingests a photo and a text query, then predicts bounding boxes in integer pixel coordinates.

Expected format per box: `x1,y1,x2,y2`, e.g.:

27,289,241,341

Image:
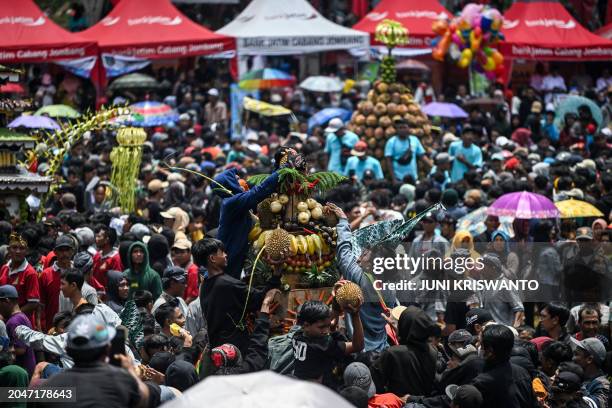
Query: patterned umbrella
8,115,60,130
35,104,80,119
555,199,604,219
116,101,178,127
109,73,160,91
457,207,515,238
488,191,559,219
239,68,295,90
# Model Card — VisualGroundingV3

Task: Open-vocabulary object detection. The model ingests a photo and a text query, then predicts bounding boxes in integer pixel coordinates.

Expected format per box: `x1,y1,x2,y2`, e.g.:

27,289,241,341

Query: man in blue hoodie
213,167,279,279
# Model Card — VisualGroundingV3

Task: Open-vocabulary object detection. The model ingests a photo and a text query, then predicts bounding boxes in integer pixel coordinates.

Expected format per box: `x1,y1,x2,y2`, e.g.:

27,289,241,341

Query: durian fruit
265,227,292,262
257,198,275,229
335,282,364,310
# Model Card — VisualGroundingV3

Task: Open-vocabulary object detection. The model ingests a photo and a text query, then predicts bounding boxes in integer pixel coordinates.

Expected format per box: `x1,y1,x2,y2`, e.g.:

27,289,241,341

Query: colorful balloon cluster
431,3,505,80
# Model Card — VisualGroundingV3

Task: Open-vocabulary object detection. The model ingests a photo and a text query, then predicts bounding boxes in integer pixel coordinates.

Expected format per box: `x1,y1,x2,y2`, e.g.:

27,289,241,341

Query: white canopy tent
216,0,369,56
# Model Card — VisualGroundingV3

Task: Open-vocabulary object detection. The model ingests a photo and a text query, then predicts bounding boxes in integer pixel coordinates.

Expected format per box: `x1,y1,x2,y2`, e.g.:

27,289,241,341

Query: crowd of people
1,17,612,405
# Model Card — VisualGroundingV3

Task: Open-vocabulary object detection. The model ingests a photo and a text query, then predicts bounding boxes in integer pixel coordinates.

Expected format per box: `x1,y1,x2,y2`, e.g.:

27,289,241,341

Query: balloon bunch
431,3,505,80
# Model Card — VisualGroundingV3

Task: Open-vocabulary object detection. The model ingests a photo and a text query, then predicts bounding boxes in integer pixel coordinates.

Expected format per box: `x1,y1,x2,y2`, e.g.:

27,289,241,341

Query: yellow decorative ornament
110,127,146,213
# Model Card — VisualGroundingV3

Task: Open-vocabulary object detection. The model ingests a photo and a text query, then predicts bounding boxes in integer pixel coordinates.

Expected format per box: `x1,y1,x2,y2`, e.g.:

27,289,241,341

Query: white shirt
542,75,567,92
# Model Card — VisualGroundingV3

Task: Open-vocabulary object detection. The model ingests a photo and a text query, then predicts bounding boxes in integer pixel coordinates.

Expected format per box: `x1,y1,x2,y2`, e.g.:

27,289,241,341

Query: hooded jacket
370,306,438,396
105,270,126,314
123,241,162,300
213,168,279,279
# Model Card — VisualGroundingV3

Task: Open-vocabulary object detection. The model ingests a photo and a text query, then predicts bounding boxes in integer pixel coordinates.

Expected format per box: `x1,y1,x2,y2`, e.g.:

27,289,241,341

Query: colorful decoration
375,19,409,83
431,3,505,80
110,127,147,213
239,68,295,90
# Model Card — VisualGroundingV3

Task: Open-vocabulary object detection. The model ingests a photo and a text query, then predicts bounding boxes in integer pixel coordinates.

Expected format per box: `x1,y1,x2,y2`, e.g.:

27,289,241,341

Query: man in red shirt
39,235,75,333
171,234,199,304
0,233,40,326
92,225,122,294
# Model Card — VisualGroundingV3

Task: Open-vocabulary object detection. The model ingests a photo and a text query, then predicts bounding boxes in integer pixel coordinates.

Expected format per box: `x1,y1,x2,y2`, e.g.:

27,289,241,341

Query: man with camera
384,119,432,183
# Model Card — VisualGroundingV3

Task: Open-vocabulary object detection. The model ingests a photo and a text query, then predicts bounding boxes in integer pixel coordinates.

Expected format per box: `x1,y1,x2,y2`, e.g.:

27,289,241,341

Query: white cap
496,136,509,147
208,88,219,97
325,118,344,133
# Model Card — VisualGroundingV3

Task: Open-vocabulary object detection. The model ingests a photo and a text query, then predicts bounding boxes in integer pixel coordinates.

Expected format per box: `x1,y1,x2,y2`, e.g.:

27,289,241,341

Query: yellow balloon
484,57,496,71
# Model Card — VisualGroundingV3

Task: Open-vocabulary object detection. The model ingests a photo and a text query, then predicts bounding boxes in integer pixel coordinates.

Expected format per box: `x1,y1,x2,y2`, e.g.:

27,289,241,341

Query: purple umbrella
422,102,468,119
8,115,60,130
487,191,559,219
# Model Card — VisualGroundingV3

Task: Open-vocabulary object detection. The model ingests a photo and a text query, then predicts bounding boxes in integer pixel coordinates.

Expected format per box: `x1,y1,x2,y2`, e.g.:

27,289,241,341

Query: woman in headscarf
511,128,534,148
592,219,608,242
106,270,129,314
447,230,480,261
488,230,518,279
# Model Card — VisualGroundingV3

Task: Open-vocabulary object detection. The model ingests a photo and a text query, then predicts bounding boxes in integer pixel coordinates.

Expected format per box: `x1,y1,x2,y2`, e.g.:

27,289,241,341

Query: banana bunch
110,127,146,213
375,19,409,49
250,227,330,256
0,150,15,167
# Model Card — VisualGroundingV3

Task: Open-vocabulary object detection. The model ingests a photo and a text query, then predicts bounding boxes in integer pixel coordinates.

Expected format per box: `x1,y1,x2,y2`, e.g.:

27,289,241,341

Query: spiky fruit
335,282,364,311
265,227,292,262
257,198,274,229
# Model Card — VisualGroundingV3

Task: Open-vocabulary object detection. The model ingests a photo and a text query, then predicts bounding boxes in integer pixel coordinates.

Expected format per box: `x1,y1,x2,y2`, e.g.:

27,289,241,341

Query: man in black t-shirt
40,315,149,408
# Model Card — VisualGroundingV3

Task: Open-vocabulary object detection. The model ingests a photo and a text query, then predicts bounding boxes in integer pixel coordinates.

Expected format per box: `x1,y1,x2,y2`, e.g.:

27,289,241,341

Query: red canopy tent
0,1,96,63
80,0,235,59
353,0,451,49
499,1,612,60
596,23,612,40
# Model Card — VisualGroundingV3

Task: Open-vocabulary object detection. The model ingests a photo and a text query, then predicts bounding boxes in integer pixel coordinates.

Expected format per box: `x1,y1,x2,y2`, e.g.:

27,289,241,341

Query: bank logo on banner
504,19,576,29
128,16,182,26
102,16,120,26
263,13,317,21
395,11,449,20
366,12,388,21
0,16,45,26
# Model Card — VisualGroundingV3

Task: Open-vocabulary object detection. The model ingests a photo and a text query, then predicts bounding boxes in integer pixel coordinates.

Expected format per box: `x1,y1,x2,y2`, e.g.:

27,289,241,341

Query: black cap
465,308,494,332
446,384,483,408
162,266,186,284
553,371,582,393
55,235,76,250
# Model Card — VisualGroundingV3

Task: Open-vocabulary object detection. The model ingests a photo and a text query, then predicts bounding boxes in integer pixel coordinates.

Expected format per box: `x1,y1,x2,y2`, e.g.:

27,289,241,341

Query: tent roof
217,0,368,56
353,0,451,48
0,0,96,63
81,0,234,59
500,1,612,60
596,23,612,40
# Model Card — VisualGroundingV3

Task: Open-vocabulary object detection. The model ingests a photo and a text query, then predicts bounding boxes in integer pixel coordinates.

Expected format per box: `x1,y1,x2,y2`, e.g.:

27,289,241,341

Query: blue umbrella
8,115,60,130
554,95,603,129
308,108,351,131
422,102,468,119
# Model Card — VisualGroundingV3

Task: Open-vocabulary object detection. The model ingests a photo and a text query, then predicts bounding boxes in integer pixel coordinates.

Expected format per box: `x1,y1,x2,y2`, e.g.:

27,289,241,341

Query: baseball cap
442,132,459,145
553,371,583,392
495,136,509,147
351,141,367,157
571,337,606,367
491,152,505,161
74,227,94,248
465,308,494,332
66,314,116,351
0,285,18,299
325,118,344,133
178,113,191,122
445,384,483,408
343,362,376,398
55,235,76,250
162,266,187,284
151,132,169,143
172,237,192,250
531,101,543,113
148,179,169,193
166,173,186,183
208,88,219,97
61,193,77,205
576,227,593,241
448,329,474,346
